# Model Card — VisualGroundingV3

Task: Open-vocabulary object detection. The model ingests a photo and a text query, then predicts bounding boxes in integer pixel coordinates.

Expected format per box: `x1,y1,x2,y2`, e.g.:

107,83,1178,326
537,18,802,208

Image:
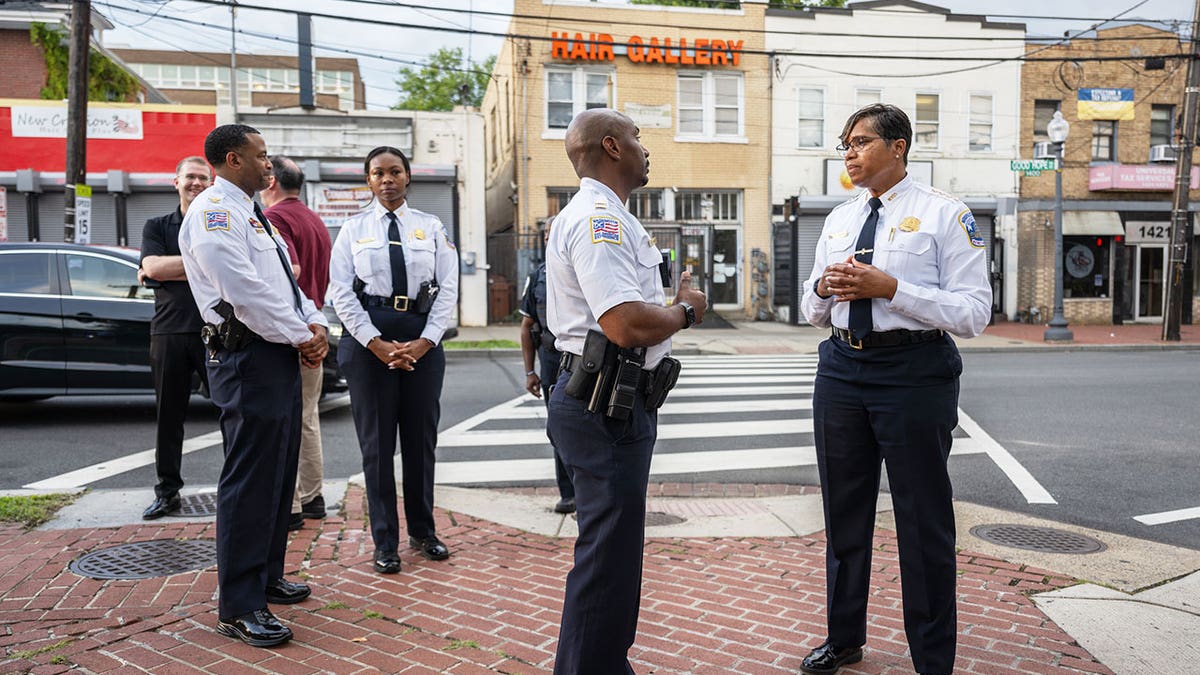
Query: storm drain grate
645,511,687,527
177,493,218,517
69,540,217,580
970,524,1106,554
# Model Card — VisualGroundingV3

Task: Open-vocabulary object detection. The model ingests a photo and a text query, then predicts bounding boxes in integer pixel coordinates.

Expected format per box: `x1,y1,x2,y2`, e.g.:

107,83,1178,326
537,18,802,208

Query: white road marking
955,411,1057,505
499,398,811,419
1133,506,1200,526
440,418,811,448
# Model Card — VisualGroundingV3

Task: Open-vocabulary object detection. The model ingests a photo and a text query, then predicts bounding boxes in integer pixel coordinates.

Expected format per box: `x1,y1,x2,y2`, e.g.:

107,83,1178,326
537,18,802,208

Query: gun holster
563,329,614,403
414,281,438,314
206,300,258,352
645,356,681,410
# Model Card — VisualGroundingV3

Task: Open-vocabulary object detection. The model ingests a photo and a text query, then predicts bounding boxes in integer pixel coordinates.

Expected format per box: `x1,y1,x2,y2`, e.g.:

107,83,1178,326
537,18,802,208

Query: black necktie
848,197,883,340
254,202,303,310
386,212,408,297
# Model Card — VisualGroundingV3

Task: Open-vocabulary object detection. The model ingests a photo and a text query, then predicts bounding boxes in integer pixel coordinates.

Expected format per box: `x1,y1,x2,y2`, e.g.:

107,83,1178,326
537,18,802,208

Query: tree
30,23,140,102
393,47,496,112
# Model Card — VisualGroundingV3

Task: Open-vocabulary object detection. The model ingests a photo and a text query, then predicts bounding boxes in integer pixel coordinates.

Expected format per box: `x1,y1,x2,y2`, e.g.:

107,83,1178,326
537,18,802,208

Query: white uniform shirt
178,176,326,345
547,177,670,369
800,175,992,339
328,200,459,346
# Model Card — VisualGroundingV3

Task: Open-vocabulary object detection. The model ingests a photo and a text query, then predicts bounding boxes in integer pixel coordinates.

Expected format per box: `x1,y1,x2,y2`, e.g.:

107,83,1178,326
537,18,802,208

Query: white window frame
968,93,994,152
675,72,745,143
796,87,825,149
543,66,615,139
855,88,881,110
915,92,941,150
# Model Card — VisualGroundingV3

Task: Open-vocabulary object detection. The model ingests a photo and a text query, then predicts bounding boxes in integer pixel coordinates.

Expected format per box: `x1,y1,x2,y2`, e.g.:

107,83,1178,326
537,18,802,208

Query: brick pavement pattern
1,485,1111,674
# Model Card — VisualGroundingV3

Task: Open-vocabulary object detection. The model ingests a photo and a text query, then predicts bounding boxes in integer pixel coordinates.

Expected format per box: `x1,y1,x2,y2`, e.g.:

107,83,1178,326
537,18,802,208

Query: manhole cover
69,540,217,580
177,493,218,517
645,511,686,527
970,524,1105,554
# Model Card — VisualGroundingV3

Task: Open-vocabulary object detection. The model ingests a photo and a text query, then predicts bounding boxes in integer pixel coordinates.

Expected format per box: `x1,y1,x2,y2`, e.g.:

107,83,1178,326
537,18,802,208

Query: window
969,94,993,151
1150,105,1175,147
547,188,578,218
675,190,740,222
1092,121,1116,161
915,93,939,148
545,68,611,130
1032,99,1061,144
65,254,150,300
160,64,179,87
677,72,743,139
855,89,881,110
1062,236,1111,299
0,252,52,295
797,88,824,148
628,189,664,221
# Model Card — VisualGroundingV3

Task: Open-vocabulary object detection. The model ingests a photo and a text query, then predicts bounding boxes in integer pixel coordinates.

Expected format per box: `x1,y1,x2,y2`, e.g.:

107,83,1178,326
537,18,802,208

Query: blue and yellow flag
1077,88,1134,121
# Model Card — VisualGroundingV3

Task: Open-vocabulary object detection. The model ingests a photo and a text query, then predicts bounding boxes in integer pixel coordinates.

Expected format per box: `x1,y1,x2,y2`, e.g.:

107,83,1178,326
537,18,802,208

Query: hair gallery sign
551,32,745,66
10,105,143,140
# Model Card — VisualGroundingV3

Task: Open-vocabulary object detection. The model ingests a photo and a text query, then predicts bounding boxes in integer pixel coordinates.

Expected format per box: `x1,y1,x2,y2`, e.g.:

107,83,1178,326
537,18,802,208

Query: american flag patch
590,215,621,245
204,210,230,232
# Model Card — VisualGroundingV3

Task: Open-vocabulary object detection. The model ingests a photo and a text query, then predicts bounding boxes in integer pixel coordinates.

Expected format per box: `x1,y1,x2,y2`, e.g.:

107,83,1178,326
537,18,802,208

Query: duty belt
831,327,943,350
560,352,650,392
360,293,416,312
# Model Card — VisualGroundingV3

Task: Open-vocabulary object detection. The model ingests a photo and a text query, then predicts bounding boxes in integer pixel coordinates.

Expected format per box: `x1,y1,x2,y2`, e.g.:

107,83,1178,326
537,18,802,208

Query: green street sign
1023,170,1042,177
1011,159,1057,172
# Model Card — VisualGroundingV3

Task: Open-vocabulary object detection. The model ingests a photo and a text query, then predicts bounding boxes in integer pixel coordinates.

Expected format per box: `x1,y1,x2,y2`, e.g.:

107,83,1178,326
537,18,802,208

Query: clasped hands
368,335,432,371
818,256,898,302
299,324,328,369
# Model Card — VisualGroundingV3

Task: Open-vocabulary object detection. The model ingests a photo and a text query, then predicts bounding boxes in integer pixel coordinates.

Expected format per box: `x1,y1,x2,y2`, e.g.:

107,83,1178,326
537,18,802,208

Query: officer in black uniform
519,220,575,514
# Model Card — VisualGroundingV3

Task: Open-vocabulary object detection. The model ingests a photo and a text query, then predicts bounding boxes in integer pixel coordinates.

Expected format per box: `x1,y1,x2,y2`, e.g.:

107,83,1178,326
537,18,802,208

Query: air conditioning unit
1033,141,1056,160
1149,144,1177,163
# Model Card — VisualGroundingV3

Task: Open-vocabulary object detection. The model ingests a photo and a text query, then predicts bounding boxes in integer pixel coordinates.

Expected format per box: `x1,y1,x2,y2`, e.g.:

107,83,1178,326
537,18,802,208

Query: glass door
1136,245,1166,320
711,227,742,308
680,225,711,299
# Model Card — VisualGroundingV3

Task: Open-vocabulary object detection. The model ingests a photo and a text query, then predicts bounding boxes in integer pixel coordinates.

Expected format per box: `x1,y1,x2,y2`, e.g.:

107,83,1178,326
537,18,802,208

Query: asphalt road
1,349,1196,549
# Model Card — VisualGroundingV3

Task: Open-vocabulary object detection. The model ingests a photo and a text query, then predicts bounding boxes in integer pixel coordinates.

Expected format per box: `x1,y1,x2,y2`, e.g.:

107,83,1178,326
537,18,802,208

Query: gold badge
899,217,921,233
414,229,426,240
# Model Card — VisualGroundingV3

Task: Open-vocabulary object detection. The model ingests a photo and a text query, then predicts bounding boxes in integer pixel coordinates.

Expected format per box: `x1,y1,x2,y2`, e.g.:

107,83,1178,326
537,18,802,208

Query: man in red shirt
261,155,333,530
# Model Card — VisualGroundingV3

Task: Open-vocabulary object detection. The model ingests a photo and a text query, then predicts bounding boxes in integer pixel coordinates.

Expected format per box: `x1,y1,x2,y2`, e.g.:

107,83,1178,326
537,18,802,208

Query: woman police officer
328,146,459,574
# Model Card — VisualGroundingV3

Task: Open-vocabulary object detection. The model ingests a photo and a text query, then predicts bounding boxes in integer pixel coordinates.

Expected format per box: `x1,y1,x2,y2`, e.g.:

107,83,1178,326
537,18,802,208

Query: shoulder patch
590,215,622,245
204,210,230,232
958,209,985,248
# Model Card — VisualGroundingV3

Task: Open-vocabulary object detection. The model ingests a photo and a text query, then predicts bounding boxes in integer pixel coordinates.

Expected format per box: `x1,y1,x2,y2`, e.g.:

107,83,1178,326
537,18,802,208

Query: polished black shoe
300,494,326,519
373,550,401,574
409,535,451,561
142,494,181,520
215,608,292,647
286,513,305,531
265,578,311,605
554,497,576,514
799,640,863,674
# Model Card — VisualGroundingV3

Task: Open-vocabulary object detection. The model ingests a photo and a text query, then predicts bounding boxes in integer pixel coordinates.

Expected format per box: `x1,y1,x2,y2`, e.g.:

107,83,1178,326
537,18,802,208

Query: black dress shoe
300,494,326,519
409,535,450,561
799,640,863,674
215,608,292,647
554,497,576,514
373,550,401,574
142,494,181,520
287,513,304,531
265,578,311,605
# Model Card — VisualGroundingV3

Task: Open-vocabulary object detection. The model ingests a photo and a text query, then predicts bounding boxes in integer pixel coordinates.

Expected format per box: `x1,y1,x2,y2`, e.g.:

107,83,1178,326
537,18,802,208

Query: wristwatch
679,301,696,329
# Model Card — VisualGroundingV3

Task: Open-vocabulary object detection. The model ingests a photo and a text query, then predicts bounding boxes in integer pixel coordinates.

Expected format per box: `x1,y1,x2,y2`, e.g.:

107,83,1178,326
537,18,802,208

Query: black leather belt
831,327,943,350
360,294,415,312
560,352,651,391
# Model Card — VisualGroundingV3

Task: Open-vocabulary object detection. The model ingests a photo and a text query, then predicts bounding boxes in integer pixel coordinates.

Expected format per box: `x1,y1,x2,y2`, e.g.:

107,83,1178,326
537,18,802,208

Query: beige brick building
482,0,770,320
1018,25,1198,326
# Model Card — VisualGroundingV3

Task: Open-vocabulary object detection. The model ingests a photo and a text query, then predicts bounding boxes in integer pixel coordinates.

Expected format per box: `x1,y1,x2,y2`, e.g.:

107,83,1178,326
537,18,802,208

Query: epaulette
829,195,860,213
915,183,960,203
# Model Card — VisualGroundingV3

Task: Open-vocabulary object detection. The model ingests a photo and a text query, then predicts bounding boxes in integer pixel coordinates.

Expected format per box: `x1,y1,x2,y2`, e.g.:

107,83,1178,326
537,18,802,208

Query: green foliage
442,339,520,350
0,493,79,529
393,47,496,112
30,23,140,102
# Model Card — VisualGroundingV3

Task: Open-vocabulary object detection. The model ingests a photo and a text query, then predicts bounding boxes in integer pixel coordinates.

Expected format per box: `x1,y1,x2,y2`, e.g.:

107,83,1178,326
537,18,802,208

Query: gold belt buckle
393,296,409,312
848,333,864,350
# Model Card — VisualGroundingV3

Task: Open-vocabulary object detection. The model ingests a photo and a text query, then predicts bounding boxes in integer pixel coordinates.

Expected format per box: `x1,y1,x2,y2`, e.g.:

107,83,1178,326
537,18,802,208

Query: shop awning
1062,211,1125,236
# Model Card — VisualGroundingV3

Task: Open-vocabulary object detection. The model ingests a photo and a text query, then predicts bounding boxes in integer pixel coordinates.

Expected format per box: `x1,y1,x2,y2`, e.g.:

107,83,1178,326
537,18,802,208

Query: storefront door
1132,245,1166,320
711,227,741,308
681,225,711,299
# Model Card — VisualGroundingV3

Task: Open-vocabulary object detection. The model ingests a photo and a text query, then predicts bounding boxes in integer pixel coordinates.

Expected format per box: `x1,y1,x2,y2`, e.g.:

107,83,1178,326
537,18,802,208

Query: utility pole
1164,0,1200,341
63,0,90,243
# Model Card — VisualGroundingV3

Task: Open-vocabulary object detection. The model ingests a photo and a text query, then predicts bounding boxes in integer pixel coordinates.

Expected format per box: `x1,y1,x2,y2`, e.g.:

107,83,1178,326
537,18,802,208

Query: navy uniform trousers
150,332,209,499
206,340,302,620
547,370,656,675
339,308,444,552
537,344,574,501
813,335,962,675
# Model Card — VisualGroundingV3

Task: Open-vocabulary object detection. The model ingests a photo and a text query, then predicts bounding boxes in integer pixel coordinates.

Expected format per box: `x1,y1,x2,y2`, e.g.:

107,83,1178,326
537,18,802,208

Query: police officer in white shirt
546,109,707,675
798,104,991,675
178,124,329,648
327,146,459,575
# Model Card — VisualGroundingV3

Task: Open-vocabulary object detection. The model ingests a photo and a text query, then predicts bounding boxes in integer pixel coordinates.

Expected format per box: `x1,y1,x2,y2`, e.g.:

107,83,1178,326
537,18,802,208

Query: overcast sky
94,0,1192,110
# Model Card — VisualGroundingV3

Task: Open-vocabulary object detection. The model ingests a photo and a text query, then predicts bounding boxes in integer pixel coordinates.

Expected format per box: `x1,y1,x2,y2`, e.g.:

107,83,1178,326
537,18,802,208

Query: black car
0,242,345,401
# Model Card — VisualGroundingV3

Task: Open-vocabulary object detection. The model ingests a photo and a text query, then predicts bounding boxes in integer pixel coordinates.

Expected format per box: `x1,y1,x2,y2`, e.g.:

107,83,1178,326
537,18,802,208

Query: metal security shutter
406,182,456,241
975,213,995,267
793,215,825,325
125,193,181,250
88,194,117,245
36,192,65,243
5,193,29,241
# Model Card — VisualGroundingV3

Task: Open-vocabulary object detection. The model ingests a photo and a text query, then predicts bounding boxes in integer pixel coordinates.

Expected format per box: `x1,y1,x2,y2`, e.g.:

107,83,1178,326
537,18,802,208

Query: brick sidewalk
1,485,1110,674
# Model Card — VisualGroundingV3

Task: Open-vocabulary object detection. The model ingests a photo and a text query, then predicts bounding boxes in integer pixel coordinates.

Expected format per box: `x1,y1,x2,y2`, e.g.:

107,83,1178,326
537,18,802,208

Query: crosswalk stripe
501,398,811,419
668,385,813,397
440,418,812,448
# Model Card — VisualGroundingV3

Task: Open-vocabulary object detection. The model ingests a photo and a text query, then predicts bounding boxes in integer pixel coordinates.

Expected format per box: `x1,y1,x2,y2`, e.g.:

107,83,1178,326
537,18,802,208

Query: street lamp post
1044,111,1074,342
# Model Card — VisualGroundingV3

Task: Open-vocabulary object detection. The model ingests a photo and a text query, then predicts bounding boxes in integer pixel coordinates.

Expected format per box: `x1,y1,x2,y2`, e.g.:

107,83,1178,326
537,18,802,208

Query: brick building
481,0,771,320
1018,25,1198,326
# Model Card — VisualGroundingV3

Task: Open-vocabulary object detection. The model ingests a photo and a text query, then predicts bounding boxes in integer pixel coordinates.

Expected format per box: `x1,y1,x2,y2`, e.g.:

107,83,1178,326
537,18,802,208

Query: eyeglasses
836,136,884,156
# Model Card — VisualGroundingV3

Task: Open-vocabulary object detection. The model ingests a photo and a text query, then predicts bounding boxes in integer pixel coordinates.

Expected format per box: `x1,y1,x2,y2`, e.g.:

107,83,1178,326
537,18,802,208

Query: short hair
204,124,261,167
269,155,304,192
840,104,912,165
175,156,209,175
363,146,411,177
